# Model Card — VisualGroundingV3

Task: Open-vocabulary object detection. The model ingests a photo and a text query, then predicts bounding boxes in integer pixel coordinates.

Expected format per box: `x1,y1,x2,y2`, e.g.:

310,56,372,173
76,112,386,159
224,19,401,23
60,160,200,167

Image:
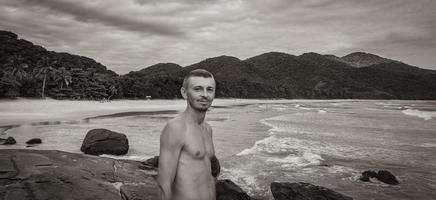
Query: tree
107,85,117,100
4,54,29,81
53,67,72,89
0,69,22,98
35,56,56,98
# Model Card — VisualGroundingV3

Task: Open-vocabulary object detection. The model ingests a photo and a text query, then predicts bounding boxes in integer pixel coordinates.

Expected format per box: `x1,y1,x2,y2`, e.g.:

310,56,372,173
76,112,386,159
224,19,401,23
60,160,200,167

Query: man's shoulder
160,118,187,146
162,118,187,137
165,118,186,130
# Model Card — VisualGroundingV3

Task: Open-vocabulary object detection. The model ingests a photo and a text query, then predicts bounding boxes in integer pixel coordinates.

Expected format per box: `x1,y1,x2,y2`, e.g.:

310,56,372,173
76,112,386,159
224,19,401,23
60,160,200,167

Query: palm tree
4,55,28,81
107,85,117,100
54,67,72,89
35,56,56,98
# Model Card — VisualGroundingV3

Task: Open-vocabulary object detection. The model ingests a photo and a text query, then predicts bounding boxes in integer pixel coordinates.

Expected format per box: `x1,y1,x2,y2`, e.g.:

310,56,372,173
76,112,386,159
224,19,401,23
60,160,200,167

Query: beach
1,99,436,199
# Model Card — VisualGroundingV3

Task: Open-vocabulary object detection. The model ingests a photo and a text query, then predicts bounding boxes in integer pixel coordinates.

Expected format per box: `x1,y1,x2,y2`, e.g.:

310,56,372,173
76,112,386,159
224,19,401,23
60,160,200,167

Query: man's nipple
195,151,201,156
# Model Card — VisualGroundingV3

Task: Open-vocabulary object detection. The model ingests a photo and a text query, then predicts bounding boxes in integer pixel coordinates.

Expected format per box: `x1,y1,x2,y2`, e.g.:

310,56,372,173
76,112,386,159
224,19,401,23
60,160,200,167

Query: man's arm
205,123,215,157
205,123,219,179
157,121,185,200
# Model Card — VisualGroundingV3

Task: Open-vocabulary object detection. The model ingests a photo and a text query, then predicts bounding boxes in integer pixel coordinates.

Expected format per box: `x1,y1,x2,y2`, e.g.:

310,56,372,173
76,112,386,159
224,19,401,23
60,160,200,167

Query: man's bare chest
183,127,213,159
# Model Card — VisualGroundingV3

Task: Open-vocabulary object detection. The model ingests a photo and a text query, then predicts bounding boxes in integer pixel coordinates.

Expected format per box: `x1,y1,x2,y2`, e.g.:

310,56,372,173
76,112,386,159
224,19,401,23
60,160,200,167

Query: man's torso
172,118,216,200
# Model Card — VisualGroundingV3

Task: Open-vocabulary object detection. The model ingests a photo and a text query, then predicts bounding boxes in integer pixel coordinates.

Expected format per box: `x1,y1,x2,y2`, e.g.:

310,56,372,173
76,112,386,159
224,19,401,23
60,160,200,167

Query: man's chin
194,105,210,112
196,107,209,112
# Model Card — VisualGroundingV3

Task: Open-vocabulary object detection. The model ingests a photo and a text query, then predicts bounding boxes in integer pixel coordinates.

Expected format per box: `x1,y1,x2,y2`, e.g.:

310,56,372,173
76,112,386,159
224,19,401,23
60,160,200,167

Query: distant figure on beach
157,69,216,200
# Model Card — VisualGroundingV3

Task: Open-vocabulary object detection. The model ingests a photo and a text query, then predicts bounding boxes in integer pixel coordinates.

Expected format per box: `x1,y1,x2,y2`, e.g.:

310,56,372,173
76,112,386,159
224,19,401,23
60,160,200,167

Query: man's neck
184,106,206,125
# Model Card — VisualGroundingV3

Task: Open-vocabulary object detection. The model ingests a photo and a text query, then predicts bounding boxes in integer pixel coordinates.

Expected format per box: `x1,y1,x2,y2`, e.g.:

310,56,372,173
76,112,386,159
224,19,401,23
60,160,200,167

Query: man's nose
200,89,208,97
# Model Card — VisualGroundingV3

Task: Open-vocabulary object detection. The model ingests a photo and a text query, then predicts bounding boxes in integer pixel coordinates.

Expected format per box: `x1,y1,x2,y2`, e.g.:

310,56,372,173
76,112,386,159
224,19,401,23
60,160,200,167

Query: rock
0,149,158,200
211,155,221,178
26,138,42,144
376,170,399,185
142,156,159,168
359,170,399,185
359,170,377,182
0,137,16,145
120,182,158,200
216,179,252,200
80,129,129,155
270,182,353,200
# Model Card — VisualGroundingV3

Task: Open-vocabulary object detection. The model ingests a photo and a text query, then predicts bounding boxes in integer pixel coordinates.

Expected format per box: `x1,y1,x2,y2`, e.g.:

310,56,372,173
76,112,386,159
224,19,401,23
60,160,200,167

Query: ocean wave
295,104,311,110
100,154,152,161
266,151,324,168
220,167,264,196
402,109,436,120
257,104,289,111
420,143,436,148
237,135,292,156
318,109,327,114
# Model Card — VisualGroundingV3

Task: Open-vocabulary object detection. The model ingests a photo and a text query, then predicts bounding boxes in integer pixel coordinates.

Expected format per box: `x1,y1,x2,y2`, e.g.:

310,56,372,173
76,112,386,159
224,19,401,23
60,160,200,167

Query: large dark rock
358,170,377,182
359,170,399,185
0,137,16,145
216,179,251,200
80,129,129,156
270,182,353,200
211,155,221,178
376,170,399,185
26,138,42,144
0,149,158,200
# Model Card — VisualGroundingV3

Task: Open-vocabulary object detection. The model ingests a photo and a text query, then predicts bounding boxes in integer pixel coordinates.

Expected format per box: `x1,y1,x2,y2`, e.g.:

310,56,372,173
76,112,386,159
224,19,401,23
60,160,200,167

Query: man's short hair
182,69,214,88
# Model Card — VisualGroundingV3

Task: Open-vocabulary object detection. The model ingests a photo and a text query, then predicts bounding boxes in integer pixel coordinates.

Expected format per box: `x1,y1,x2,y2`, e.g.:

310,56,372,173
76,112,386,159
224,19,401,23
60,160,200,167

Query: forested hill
0,30,117,99
1,30,436,100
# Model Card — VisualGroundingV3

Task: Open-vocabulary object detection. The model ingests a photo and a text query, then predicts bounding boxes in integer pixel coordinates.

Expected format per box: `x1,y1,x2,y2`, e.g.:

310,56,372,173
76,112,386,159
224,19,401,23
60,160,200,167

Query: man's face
182,76,216,112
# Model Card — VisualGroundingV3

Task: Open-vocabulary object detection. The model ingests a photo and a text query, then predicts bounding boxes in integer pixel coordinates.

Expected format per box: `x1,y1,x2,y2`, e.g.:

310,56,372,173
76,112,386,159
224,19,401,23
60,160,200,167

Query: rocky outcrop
0,149,158,200
26,138,42,144
216,179,252,200
0,149,250,200
270,182,353,200
359,170,399,185
81,129,129,156
141,156,159,169
0,137,16,145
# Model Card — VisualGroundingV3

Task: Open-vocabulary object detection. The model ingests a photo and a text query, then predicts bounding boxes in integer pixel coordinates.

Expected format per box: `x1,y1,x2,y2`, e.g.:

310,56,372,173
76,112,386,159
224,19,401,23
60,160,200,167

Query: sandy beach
0,98,304,127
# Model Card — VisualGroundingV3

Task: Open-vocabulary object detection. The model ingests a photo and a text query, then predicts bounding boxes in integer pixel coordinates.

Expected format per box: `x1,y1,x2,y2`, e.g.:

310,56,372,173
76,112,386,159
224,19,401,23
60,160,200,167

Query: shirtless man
157,69,216,200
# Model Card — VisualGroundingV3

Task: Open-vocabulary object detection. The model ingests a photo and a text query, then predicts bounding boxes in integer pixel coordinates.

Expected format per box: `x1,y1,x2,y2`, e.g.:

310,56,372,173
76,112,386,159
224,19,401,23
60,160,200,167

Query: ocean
1,99,436,200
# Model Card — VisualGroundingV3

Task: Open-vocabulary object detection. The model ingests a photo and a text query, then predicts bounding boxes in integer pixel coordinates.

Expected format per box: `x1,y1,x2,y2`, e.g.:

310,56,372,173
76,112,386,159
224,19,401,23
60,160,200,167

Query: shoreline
0,98,324,127
2,98,435,127
1,98,435,128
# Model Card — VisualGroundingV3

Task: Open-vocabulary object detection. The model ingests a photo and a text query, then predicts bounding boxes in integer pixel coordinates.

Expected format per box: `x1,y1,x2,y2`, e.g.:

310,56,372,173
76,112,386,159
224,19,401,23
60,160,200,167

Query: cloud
21,0,185,36
0,0,435,73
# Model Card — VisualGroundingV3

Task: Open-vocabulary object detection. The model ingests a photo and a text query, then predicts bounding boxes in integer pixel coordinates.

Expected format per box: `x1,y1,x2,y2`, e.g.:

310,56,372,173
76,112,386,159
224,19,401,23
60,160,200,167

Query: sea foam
266,151,324,168
402,109,436,120
236,135,324,167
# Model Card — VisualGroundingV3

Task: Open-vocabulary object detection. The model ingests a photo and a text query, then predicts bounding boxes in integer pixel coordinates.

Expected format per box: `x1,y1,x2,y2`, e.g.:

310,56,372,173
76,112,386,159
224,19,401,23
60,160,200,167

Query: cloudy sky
1,0,435,74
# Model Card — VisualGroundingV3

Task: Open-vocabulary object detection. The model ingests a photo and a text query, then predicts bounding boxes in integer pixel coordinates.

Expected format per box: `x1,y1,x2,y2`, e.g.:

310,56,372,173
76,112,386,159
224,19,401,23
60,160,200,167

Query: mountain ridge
1,30,436,100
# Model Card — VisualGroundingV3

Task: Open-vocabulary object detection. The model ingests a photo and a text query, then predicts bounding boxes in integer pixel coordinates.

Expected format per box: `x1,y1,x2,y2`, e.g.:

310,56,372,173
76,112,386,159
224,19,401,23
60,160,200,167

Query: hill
339,52,398,68
0,30,118,99
2,30,436,100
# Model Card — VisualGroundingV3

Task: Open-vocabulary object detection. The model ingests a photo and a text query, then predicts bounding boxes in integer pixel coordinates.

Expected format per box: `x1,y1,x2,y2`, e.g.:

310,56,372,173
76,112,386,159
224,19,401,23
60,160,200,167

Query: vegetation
1,30,436,100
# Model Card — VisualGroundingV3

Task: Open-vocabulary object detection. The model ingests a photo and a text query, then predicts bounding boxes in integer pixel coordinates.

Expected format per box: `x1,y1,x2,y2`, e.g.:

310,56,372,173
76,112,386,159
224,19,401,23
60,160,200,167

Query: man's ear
180,87,187,99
